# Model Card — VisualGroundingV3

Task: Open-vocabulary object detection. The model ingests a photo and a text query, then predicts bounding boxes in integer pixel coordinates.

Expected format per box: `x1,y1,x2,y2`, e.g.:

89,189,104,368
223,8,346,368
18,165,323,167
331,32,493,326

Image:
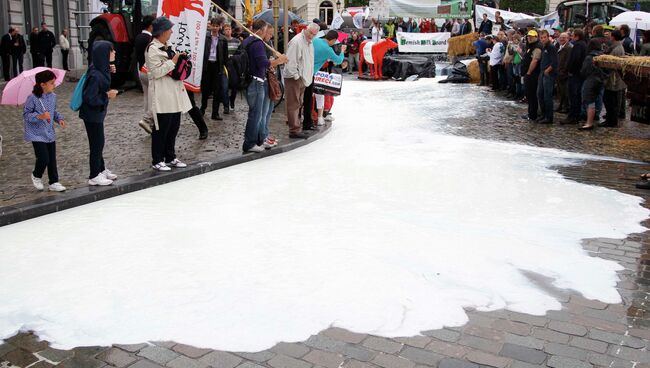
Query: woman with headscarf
80,40,119,186
146,16,192,172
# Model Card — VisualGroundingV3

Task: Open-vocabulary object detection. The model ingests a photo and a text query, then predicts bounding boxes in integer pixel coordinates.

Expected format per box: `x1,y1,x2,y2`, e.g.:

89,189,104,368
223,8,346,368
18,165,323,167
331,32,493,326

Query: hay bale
467,59,480,84
448,32,479,58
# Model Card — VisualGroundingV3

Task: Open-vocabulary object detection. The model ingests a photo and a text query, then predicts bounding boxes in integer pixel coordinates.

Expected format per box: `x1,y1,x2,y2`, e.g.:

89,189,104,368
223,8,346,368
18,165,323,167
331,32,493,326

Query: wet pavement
3,79,650,368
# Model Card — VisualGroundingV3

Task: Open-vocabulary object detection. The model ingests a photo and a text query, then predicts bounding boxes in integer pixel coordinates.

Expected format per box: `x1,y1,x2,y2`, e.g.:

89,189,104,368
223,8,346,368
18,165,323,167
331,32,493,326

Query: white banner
157,0,211,92
368,0,389,19
331,12,344,29
475,5,560,33
389,0,473,19
91,0,108,17
396,31,450,53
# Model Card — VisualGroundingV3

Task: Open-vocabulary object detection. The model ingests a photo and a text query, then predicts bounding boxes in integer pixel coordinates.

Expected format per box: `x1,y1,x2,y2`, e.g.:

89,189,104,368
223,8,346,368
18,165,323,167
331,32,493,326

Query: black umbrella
253,9,305,25
508,18,540,28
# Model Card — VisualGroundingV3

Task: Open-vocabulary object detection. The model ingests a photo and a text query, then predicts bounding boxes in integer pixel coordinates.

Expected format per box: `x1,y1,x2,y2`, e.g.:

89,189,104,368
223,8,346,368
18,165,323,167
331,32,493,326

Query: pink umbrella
1,67,67,106
337,31,350,42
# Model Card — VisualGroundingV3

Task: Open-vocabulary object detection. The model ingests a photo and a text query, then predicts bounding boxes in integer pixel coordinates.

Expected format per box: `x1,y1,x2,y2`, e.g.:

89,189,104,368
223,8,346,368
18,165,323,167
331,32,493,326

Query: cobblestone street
2,79,650,368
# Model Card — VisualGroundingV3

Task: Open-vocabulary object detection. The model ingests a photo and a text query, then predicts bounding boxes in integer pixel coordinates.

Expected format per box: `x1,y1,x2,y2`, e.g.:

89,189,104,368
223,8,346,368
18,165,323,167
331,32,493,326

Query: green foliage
345,0,369,7
498,0,546,15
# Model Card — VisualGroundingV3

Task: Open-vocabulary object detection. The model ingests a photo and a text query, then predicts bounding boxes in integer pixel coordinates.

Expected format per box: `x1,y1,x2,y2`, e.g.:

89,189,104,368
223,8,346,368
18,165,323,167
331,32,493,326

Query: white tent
610,11,650,47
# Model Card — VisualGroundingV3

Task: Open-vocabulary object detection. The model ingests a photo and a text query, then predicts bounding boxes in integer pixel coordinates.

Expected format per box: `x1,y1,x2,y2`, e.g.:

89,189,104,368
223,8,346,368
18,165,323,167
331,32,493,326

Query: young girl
23,69,66,192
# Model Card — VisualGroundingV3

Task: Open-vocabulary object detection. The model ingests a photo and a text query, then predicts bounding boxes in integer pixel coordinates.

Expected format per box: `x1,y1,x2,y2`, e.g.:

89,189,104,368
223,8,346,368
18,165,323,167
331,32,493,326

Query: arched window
319,1,334,25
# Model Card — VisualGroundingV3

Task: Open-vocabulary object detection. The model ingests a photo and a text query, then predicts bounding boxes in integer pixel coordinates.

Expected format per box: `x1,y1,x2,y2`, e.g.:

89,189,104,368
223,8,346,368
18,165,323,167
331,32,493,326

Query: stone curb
0,123,331,227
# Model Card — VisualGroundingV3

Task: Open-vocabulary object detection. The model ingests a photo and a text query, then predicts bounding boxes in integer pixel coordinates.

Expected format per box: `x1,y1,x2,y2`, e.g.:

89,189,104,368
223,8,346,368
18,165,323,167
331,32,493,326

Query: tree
498,0,545,14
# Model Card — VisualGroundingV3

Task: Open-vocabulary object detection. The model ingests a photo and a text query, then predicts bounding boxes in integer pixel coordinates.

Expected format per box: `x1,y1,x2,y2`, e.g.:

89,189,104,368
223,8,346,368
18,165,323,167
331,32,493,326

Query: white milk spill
0,78,647,351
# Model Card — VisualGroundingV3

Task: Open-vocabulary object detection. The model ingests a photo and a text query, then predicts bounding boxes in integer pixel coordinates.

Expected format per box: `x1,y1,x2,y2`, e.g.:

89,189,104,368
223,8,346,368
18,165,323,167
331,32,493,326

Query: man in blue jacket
308,30,347,127
537,29,559,124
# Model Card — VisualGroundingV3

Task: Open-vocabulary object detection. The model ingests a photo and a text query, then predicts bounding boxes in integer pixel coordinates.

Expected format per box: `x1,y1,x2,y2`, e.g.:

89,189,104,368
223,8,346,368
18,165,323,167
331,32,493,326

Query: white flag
353,12,365,29
331,12,344,29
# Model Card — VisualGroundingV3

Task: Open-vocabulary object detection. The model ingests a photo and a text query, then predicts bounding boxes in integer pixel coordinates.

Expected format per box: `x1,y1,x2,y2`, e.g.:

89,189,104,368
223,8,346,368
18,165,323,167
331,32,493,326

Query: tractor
88,0,159,87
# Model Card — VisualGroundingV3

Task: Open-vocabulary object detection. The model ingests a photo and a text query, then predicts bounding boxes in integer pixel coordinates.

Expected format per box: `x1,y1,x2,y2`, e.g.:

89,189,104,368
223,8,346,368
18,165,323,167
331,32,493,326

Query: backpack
69,71,87,112
226,38,261,91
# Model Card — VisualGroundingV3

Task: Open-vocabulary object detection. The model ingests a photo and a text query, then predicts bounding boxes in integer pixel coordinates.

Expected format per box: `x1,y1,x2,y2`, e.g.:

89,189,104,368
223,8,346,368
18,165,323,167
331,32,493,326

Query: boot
189,106,209,139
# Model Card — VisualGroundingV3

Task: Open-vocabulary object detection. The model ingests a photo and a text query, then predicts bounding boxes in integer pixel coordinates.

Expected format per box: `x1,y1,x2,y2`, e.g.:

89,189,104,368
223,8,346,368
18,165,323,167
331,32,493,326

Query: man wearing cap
552,26,562,48
521,29,542,121
536,30,558,124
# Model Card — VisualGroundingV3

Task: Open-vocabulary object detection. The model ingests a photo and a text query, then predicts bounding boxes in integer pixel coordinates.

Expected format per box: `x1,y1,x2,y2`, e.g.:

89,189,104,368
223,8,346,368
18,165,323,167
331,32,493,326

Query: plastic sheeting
438,61,471,84
381,54,437,81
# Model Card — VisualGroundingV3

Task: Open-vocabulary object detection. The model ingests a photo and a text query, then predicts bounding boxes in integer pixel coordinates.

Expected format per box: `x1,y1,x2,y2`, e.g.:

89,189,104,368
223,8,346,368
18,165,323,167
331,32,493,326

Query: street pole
273,0,279,49
283,0,289,53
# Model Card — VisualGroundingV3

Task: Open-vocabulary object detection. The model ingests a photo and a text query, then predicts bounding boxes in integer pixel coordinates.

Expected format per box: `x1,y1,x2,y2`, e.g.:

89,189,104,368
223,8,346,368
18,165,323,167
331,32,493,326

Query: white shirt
59,34,69,50
371,26,383,43
489,42,504,66
451,22,460,35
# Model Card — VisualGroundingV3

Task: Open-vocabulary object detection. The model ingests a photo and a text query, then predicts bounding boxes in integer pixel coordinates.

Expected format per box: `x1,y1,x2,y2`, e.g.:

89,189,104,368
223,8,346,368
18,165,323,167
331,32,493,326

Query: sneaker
31,174,44,190
167,158,187,168
263,138,278,149
324,115,335,122
88,174,113,186
138,120,153,134
317,117,325,126
101,169,117,180
152,162,172,172
49,182,67,192
245,145,265,153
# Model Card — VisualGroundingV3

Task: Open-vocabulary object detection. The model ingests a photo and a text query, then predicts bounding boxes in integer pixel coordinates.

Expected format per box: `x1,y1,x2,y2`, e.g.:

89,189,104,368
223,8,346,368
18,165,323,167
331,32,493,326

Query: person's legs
200,63,216,112
16,53,23,74
284,78,304,135
542,75,555,121
619,89,626,119
302,81,314,129
164,112,181,163
525,74,539,120
1,54,10,81
45,142,59,184
11,54,18,78
221,74,230,113
603,89,620,126
31,141,49,179
261,80,273,141
212,72,224,117
45,52,52,67
84,121,104,179
61,49,69,70
595,86,604,119
315,93,325,124
243,80,265,151
152,113,173,165
229,88,237,110
567,76,583,120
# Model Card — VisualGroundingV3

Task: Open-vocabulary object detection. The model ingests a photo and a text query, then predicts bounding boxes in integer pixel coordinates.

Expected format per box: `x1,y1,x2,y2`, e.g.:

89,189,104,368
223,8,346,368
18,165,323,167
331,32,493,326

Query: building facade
292,0,344,25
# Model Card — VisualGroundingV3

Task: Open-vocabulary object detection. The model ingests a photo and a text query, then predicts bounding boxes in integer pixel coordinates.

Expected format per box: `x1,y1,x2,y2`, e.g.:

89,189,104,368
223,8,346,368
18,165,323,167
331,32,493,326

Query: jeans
61,49,69,70
83,121,106,179
478,58,488,85
243,80,266,151
537,73,556,121
348,53,360,72
32,141,58,184
524,73,539,120
567,75,583,119
262,80,273,140
221,74,230,112
151,113,181,165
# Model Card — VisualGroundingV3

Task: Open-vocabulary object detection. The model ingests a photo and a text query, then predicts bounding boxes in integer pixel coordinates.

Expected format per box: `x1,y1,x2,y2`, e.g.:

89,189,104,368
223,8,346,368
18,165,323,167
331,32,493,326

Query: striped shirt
23,93,63,143
227,37,241,57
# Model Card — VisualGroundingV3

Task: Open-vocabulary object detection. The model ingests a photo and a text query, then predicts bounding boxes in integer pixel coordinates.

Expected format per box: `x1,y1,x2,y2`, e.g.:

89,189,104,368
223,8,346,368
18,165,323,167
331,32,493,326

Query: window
23,0,42,48
53,1,69,36
319,1,334,25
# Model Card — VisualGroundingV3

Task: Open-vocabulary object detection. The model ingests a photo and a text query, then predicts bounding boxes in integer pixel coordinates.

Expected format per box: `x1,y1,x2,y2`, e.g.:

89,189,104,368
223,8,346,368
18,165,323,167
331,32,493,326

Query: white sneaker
152,162,171,171
263,139,278,149
324,115,335,122
246,145,265,153
167,158,187,168
31,174,44,191
88,174,113,186
49,182,66,192
138,120,153,134
101,169,117,180
317,117,326,126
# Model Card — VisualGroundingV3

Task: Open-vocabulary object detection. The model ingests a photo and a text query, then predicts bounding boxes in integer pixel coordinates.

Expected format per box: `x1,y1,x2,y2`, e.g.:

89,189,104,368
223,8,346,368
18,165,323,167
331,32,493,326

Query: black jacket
29,32,39,54
460,21,473,35
37,30,56,55
478,19,493,34
566,39,586,77
201,33,228,86
0,33,12,56
11,34,26,55
134,31,152,69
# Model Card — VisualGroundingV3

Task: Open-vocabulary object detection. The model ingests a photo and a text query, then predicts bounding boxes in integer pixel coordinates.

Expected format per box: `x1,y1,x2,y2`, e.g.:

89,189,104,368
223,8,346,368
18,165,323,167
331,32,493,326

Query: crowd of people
0,22,71,82
471,16,650,130
20,14,349,192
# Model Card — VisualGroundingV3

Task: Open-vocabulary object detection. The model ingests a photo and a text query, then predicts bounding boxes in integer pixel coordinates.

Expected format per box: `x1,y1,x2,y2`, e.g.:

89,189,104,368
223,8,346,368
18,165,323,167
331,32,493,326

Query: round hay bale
467,59,480,84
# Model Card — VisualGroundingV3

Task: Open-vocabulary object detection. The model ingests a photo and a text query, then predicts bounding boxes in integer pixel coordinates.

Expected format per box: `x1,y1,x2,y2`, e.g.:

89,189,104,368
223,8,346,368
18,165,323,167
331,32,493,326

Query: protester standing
146,16,192,171
473,34,491,86
29,27,41,68
488,34,504,91
312,30,346,126
284,22,318,141
346,32,361,74
80,41,119,185
11,27,26,77
563,29,587,124
521,30,542,121
223,23,240,111
135,14,155,134
536,30,558,124
200,16,228,120
59,29,70,71
478,14,493,35
0,28,13,81
556,32,573,114
579,40,607,130
371,19,383,42
601,30,626,127
38,22,56,68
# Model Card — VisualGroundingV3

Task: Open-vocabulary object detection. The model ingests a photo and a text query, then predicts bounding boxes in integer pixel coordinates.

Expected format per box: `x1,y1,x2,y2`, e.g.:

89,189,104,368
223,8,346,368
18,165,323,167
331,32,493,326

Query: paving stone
5,333,49,353
234,351,276,362
464,351,511,368
547,322,588,337
568,337,608,353
503,333,544,350
0,343,16,358
588,353,636,368
151,341,177,349
399,347,444,366
546,355,593,368
129,360,166,368
3,348,38,367
57,356,107,368
236,362,268,368
322,328,367,344
588,329,646,349
268,354,313,368
467,314,496,328
393,336,432,349
580,309,627,324
544,311,572,323
199,351,243,368
630,328,650,340
544,343,589,360
372,353,415,368
96,347,137,367
271,342,311,358
507,312,548,327
424,340,468,359
421,329,461,343
569,315,628,334
172,343,212,358
363,337,403,354
607,345,650,363
343,359,376,368
114,343,149,353
462,326,505,341
303,350,344,368
167,355,209,368
304,335,376,362
137,345,180,365
511,362,544,368
492,320,531,336
531,328,570,344
501,343,547,364
30,361,56,368
457,335,503,354
437,358,479,368
71,346,106,359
